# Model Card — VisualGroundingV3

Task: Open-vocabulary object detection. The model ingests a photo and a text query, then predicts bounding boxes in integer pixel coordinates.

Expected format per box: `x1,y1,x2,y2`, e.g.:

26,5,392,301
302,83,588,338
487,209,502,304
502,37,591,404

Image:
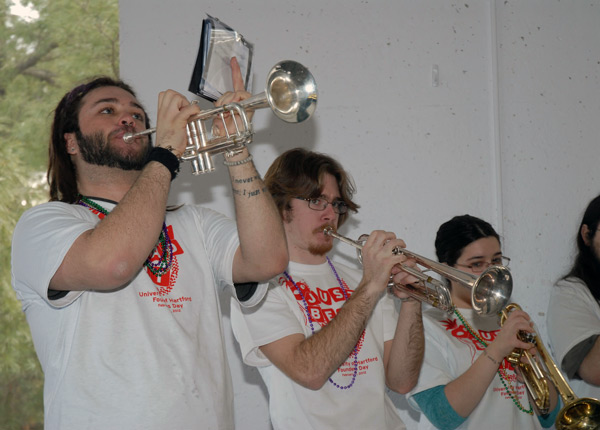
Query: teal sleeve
537,398,561,428
413,385,466,430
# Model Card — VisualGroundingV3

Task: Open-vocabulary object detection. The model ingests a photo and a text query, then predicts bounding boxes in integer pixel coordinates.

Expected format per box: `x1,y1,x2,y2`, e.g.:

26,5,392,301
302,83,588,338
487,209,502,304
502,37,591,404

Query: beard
284,208,335,257
76,129,151,171
308,223,335,256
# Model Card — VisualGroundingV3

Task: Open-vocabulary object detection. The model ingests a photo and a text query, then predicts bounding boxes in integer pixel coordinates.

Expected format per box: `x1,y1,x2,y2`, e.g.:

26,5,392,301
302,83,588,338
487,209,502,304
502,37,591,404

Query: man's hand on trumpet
155,90,202,158
388,258,424,302
212,57,253,138
358,230,413,296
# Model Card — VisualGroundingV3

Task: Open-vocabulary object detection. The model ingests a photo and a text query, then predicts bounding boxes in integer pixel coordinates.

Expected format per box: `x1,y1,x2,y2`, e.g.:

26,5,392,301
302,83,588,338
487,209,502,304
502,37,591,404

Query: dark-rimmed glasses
455,256,511,274
296,197,348,215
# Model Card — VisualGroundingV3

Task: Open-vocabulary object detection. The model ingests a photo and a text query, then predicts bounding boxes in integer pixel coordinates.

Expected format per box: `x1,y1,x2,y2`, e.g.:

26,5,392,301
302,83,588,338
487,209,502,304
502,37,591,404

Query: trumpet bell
556,398,600,430
323,227,513,315
471,265,513,316
266,60,317,123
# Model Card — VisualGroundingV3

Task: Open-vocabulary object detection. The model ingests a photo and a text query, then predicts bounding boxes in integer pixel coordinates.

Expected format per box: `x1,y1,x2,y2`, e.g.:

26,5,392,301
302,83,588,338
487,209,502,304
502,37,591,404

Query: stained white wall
120,1,600,428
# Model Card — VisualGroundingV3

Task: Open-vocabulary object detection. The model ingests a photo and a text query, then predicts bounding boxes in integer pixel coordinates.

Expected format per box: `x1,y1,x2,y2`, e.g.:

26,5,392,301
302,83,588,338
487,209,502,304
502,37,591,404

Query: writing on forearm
231,175,268,199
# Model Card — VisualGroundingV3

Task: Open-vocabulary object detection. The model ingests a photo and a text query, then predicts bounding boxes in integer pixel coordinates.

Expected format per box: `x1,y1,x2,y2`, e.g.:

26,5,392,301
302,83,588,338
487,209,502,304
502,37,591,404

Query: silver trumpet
323,227,513,315
124,60,317,174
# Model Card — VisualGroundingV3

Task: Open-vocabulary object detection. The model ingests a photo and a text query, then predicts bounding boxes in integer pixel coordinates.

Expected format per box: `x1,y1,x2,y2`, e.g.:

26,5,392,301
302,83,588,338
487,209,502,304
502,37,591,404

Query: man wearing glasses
230,148,424,429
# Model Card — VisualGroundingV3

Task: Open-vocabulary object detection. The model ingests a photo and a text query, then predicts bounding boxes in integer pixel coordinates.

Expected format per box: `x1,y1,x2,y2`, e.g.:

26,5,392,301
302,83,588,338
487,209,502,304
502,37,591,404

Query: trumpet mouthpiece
123,132,134,143
323,226,334,236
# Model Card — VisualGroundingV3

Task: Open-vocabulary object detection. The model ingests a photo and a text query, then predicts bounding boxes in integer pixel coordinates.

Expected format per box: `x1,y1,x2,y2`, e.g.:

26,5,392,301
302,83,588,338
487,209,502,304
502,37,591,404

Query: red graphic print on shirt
145,224,183,293
440,317,529,401
80,202,191,313
440,317,513,370
137,224,192,313
280,274,366,357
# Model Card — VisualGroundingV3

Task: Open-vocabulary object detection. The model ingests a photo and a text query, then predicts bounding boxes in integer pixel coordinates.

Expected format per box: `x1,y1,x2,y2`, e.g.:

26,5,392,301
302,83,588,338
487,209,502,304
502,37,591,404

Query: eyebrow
465,251,502,262
318,194,343,201
91,97,145,112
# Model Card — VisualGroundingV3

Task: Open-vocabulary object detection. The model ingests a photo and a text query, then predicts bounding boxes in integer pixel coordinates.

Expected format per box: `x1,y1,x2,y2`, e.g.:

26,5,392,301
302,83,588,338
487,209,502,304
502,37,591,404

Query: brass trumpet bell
500,303,600,429
557,398,600,430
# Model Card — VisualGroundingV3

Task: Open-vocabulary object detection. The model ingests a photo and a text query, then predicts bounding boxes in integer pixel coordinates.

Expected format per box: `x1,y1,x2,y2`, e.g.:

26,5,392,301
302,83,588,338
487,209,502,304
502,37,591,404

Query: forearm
263,282,382,390
579,336,600,385
228,149,288,282
52,162,172,290
385,299,424,393
443,349,500,417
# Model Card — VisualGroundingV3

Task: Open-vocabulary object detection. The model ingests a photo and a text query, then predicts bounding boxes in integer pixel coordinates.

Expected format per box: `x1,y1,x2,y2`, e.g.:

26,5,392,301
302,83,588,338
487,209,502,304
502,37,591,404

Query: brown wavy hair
47,77,150,203
264,148,359,227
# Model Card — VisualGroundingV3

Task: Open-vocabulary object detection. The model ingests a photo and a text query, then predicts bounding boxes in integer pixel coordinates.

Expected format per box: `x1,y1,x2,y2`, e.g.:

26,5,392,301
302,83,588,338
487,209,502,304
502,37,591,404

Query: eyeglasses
455,256,511,274
296,197,349,215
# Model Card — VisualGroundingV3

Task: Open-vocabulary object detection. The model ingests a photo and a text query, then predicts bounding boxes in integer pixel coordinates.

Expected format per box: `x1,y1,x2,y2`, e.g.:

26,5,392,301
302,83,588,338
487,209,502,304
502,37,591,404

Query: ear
581,224,592,246
64,132,78,154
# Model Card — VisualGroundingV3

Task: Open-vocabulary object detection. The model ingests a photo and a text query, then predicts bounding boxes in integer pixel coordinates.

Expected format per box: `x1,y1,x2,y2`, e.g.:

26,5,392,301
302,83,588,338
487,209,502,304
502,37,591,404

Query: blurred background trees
1,1,118,427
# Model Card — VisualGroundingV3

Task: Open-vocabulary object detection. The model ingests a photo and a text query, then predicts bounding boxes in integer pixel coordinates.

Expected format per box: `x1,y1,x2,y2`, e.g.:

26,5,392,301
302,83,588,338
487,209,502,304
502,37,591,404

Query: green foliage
1,0,118,427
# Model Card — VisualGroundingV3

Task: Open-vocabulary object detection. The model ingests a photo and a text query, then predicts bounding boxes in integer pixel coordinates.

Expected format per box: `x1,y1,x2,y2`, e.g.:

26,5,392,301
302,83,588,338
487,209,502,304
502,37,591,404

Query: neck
450,283,473,309
288,247,328,265
77,164,141,203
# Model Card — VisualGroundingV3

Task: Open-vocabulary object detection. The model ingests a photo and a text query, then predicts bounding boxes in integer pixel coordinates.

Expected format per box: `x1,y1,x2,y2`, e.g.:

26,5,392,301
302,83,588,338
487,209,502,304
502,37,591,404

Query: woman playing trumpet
407,215,559,430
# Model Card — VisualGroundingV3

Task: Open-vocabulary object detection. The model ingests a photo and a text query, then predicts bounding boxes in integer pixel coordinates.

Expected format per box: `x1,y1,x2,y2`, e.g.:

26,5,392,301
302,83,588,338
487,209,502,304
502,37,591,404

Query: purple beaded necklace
283,256,359,390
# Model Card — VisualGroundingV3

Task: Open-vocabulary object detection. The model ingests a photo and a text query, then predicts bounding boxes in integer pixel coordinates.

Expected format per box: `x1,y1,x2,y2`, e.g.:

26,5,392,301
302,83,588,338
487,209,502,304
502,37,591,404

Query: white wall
120,1,600,428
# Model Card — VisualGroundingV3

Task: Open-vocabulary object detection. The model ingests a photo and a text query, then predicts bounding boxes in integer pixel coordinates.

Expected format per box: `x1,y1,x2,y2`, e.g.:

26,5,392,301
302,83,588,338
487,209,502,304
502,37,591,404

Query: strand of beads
283,257,359,390
453,308,533,415
77,196,174,277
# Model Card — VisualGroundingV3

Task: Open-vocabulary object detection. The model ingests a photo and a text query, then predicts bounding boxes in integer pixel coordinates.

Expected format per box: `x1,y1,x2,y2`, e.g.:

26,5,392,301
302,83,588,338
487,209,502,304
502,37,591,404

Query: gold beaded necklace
453,308,533,415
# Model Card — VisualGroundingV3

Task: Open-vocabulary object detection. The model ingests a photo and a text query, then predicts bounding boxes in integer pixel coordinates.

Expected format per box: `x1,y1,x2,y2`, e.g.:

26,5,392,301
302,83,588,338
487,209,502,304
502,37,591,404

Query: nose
119,113,135,127
321,202,337,221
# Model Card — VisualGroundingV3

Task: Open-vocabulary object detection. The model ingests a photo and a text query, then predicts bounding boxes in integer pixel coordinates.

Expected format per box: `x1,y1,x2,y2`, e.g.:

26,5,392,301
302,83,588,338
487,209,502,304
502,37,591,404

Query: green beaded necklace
77,196,174,277
453,308,534,415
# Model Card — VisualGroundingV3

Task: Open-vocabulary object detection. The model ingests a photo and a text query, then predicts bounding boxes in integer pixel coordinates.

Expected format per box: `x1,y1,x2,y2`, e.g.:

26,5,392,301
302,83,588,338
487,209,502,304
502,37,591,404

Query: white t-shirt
230,260,406,430
407,306,543,430
547,277,600,401
11,200,259,430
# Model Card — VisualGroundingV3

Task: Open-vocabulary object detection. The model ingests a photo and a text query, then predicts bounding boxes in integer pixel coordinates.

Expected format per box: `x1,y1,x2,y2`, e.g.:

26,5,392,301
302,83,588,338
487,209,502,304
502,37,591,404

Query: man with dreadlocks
11,58,288,429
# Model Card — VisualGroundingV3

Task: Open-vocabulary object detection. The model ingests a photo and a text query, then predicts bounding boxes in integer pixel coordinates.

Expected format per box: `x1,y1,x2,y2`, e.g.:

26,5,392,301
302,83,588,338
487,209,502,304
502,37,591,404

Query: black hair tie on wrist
146,146,180,180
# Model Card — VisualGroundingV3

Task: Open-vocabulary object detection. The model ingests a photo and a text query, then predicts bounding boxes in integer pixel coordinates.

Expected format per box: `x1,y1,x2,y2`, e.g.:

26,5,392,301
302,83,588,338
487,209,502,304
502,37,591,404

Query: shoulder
18,201,78,220
552,277,590,299
167,204,235,230
14,201,87,237
166,204,224,220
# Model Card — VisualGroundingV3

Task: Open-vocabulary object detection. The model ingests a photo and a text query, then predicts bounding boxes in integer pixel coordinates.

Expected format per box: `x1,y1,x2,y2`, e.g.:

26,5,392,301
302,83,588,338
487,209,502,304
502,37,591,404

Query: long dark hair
264,148,359,227
47,77,150,203
435,214,500,267
563,194,600,300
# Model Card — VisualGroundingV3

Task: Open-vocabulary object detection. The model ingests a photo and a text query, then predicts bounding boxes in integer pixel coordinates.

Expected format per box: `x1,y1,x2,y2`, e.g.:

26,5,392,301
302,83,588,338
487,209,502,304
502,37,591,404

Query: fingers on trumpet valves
502,310,537,351
154,90,200,154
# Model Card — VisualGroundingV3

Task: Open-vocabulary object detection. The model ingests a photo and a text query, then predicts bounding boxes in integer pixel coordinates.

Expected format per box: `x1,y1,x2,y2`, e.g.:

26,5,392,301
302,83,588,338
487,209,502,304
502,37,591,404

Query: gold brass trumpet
500,304,600,429
124,60,317,174
323,227,513,315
